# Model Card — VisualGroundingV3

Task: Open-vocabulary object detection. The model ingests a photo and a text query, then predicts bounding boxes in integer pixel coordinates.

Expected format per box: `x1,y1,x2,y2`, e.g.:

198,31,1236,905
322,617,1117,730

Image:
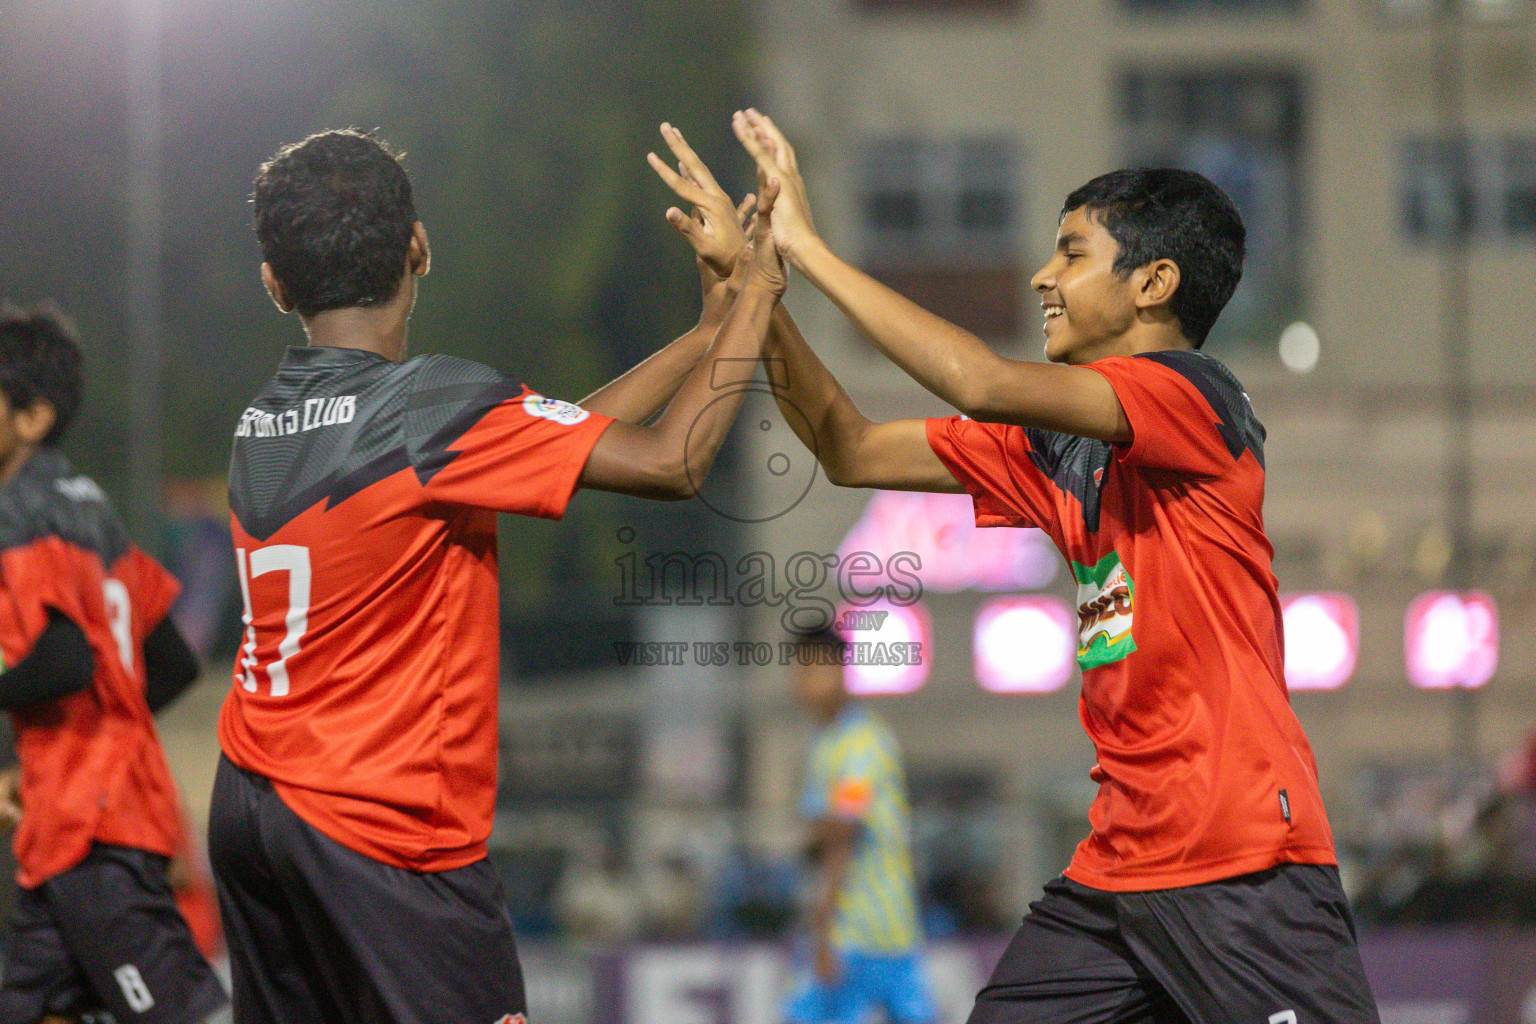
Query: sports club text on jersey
235,395,358,438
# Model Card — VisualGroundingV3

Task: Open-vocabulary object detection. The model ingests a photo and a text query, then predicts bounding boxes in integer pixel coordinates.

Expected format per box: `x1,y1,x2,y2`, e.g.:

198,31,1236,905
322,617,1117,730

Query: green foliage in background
0,0,753,614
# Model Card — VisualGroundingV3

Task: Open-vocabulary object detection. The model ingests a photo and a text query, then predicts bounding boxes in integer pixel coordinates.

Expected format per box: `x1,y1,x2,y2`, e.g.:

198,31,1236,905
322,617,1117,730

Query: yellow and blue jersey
800,704,922,954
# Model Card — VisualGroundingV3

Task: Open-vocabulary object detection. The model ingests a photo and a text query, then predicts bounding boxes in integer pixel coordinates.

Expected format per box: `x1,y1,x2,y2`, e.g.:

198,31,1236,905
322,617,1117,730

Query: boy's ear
1133,258,1181,312
260,263,295,314
408,222,431,278
13,399,56,446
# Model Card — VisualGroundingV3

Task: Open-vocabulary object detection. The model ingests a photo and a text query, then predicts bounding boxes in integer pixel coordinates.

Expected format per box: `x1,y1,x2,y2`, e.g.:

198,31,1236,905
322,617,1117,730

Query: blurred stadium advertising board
973,596,1076,695
1281,592,1360,692
517,930,1536,1024
838,490,1057,593
1406,592,1500,690
839,598,932,696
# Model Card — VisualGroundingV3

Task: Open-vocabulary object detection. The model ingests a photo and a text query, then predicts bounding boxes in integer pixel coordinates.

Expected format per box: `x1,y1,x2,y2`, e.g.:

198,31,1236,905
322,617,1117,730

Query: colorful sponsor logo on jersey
1073,551,1136,670
522,394,590,425
493,1015,527,1024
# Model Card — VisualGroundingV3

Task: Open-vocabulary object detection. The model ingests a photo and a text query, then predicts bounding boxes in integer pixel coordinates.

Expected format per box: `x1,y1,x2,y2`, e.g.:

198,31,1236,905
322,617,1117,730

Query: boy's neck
0,443,39,487
300,305,411,362
1074,323,1194,365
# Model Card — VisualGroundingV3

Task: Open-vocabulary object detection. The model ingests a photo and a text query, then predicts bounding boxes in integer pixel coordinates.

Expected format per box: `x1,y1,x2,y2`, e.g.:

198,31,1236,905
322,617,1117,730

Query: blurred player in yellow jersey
785,629,936,1024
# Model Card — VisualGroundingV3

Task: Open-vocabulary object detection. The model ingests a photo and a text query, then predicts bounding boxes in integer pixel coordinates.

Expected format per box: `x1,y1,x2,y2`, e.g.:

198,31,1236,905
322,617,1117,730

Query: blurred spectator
161,478,238,659
1350,741,1536,926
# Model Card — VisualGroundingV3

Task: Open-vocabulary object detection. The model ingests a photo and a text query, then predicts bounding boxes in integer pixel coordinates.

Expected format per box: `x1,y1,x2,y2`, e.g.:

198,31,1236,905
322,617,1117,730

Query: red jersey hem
270,778,489,873
1062,845,1338,893
15,844,92,890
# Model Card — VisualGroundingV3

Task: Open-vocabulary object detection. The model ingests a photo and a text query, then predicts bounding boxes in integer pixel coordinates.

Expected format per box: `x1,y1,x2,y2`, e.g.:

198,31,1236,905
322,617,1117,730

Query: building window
860,138,1020,338
1119,68,1306,350
1400,135,1536,241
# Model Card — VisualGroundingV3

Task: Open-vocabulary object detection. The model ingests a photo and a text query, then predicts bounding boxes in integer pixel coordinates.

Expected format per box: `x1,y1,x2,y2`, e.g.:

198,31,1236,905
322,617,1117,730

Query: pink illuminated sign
973,596,1076,694
1281,593,1359,692
838,490,1057,593
840,599,931,696
1405,591,1499,690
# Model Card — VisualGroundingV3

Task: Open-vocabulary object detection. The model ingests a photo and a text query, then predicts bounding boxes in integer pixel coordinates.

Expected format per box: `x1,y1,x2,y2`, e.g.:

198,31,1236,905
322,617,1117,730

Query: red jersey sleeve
1089,353,1251,478
115,545,181,639
419,388,613,520
925,416,1060,532
0,540,97,664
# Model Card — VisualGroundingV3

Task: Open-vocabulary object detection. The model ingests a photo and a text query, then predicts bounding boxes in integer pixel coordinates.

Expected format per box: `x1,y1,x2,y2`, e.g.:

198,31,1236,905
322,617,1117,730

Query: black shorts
970,865,1380,1024
0,844,228,1024
208,755,526,1024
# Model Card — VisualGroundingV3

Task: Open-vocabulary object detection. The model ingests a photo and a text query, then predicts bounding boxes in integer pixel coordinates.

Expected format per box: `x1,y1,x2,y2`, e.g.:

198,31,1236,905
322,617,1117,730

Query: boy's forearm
793,240,1131,441
578,322,714,424
812,822,855,938
794,238,1002,415
653,281,779,479
765,306,870,484
580,269,738,425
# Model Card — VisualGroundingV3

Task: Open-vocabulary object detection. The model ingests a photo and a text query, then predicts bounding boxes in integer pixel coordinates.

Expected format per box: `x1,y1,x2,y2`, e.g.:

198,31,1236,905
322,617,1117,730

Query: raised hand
647,123,754,280
731,108,819,263
741,171,788,296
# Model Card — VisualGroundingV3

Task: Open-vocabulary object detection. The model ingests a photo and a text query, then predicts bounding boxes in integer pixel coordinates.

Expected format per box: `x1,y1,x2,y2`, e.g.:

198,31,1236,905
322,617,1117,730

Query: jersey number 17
235,545,311,697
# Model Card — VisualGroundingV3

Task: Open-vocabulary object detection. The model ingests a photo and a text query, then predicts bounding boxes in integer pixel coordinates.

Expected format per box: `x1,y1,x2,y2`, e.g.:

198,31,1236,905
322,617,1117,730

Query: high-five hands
647,123,754,280
649,122,786,297
732,108,820,264
743,171,787,296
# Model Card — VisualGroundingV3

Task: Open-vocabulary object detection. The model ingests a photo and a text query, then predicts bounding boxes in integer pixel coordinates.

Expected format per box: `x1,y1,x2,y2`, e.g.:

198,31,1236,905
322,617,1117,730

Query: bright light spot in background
841,599,931,696
1282,593,1359,692
1405,591,1499,690
974,596,1076,695
1279,322,1320,374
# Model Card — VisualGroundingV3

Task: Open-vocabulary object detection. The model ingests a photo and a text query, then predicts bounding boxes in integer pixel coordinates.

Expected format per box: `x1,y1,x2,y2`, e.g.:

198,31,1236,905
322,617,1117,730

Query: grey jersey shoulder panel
228,348,524,542
1021,428,1115,533
1136,350,1266,469
0,449,129,565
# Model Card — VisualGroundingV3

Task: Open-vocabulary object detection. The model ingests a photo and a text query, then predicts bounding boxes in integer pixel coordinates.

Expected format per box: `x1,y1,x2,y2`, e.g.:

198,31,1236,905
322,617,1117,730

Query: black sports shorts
0,843,228,1024
969,865,1380,1024
208,755,527,1024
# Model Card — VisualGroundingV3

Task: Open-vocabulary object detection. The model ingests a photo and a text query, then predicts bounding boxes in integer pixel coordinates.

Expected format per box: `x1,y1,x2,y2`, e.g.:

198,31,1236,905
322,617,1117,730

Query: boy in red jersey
721,110,1379,1023
211,129,785,1024
0,305,226,1024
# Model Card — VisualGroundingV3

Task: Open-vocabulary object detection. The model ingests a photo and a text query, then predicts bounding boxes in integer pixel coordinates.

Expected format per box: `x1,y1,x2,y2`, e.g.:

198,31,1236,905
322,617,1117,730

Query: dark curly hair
252,129,417,318
0,302,84,446
1061,168,1246,348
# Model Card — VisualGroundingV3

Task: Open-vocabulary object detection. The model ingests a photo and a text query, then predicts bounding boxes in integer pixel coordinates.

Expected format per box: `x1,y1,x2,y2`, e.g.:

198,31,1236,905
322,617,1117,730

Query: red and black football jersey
0,449,184,888
929,350,1336,891
219,346,612,872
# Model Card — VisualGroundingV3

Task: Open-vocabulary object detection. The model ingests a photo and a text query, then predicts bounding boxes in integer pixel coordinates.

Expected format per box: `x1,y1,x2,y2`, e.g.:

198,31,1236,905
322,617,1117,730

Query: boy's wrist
791,234,833,278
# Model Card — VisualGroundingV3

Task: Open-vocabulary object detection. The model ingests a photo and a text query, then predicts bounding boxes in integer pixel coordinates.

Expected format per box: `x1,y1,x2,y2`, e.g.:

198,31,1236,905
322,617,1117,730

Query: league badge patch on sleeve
522,394,590,426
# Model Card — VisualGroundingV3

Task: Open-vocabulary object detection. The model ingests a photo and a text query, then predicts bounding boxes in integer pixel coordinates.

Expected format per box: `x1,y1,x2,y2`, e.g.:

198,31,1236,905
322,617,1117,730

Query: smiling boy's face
1030,206,1143,365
